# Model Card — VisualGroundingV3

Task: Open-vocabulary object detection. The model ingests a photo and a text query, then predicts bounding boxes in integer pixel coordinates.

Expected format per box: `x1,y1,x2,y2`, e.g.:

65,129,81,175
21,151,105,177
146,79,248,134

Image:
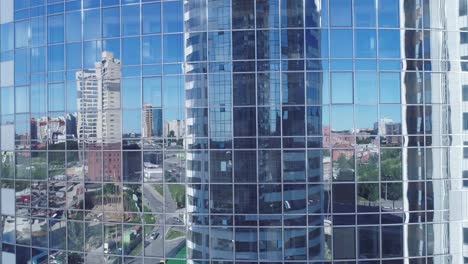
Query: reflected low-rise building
1,0,468,263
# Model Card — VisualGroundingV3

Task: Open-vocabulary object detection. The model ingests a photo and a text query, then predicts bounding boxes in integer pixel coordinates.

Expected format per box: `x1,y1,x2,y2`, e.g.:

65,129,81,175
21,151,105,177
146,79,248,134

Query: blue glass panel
102,7,120,38
122,37,140,65
163,1,183,33
83,9,101,40
142,3,161,34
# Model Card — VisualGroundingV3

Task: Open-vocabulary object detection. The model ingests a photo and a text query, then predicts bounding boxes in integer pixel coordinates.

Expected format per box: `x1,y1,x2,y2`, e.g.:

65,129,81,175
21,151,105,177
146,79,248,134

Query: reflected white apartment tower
76,51,122,182
143,104,154,138
76,51,121,144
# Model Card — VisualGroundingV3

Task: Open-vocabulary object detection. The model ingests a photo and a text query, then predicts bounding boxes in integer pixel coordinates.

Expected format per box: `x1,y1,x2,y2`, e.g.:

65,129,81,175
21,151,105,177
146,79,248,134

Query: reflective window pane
142,35,162,64
143,3,161,34
378,0,399,27
257,0,279,28
379,29,401,58
83,9,100,40
163,1,183,33
48,15,64,44
355,72,377,104
333,227,356,259
66,12,81,42
281,0,304,28
233,107,256,137
102,7,120,38
380,73,401,103
122,37,140,65
355,29,377,58
331,72,353,104
122,5,140,36
232,0,255,29
330,0,351,27
163,34,183,62
282,106,305,136
330,29,352,58
354,0,376,27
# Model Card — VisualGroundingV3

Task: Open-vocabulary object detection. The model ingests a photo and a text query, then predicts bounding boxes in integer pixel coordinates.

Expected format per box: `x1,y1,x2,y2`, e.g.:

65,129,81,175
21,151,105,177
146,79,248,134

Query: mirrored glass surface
2,0,468,263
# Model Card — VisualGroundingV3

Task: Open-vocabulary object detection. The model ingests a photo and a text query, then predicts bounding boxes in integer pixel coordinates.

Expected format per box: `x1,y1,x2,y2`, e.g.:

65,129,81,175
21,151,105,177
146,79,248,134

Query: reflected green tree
381,149,402,181
68,253,84,264
335,154,355,181
358,183,379,206
381,182,402,209
357,154,379,181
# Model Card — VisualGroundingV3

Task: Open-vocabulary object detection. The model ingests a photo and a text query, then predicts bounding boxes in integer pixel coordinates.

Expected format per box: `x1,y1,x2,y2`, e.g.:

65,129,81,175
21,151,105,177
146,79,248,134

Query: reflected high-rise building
76,51,122,145
142,104,163,140
183,0,330,261
76,52,122,182
143,104,154,138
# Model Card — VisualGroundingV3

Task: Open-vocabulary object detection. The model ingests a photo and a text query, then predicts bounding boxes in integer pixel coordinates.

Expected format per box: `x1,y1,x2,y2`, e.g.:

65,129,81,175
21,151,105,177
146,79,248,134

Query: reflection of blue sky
380,73,401,103
330,104,401,131
66,43,82,69
48,83,65,111
331,105,353,131
15,86,29,113
163,34,183,62
143,77,162,107
103,38,120,60
84,41,101,68
66,81,77,112
142,36,161,64
331,72,352,104
378,30,401,58
355,60,377,70
380,105,402,123
163,76,184,108
31,84,46,113
355,30,376,58
330,0,352,26
102,8,120,38
354,0,376,26
355,72,377,104
66,12,81,42
48,44,64,71
122,108,184,134
1,87,14,114
122,78,141,109
162,1,183,33
142,4,161,34
122,76,183,134
330,29,352,58
328,72,402,130
356,105,377,129
378,0,400,27
164,109,183,122
83,9,100,40
122,5,140,36
122,37,140,65
123,109,141,135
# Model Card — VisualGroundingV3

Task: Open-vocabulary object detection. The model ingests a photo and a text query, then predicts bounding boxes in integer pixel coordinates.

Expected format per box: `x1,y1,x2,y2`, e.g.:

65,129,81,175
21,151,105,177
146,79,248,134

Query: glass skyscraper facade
1,0,468,263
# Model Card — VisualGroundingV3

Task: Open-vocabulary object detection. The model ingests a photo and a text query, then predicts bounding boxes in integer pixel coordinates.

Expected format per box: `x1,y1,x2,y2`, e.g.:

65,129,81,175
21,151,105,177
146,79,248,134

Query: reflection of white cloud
0,123,14,150
0,60,14,87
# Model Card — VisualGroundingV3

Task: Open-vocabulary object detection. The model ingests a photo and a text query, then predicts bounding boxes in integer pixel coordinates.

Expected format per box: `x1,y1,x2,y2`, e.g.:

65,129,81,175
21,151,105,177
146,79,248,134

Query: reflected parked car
150,231,159,240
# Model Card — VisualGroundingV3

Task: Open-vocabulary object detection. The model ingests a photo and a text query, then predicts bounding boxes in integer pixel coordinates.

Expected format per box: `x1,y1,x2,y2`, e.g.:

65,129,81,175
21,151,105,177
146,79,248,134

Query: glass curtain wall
0,0,467,263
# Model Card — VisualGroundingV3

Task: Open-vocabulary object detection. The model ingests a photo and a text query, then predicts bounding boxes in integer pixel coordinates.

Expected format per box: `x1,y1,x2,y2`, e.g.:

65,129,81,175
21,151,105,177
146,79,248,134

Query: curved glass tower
1,0,468,263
